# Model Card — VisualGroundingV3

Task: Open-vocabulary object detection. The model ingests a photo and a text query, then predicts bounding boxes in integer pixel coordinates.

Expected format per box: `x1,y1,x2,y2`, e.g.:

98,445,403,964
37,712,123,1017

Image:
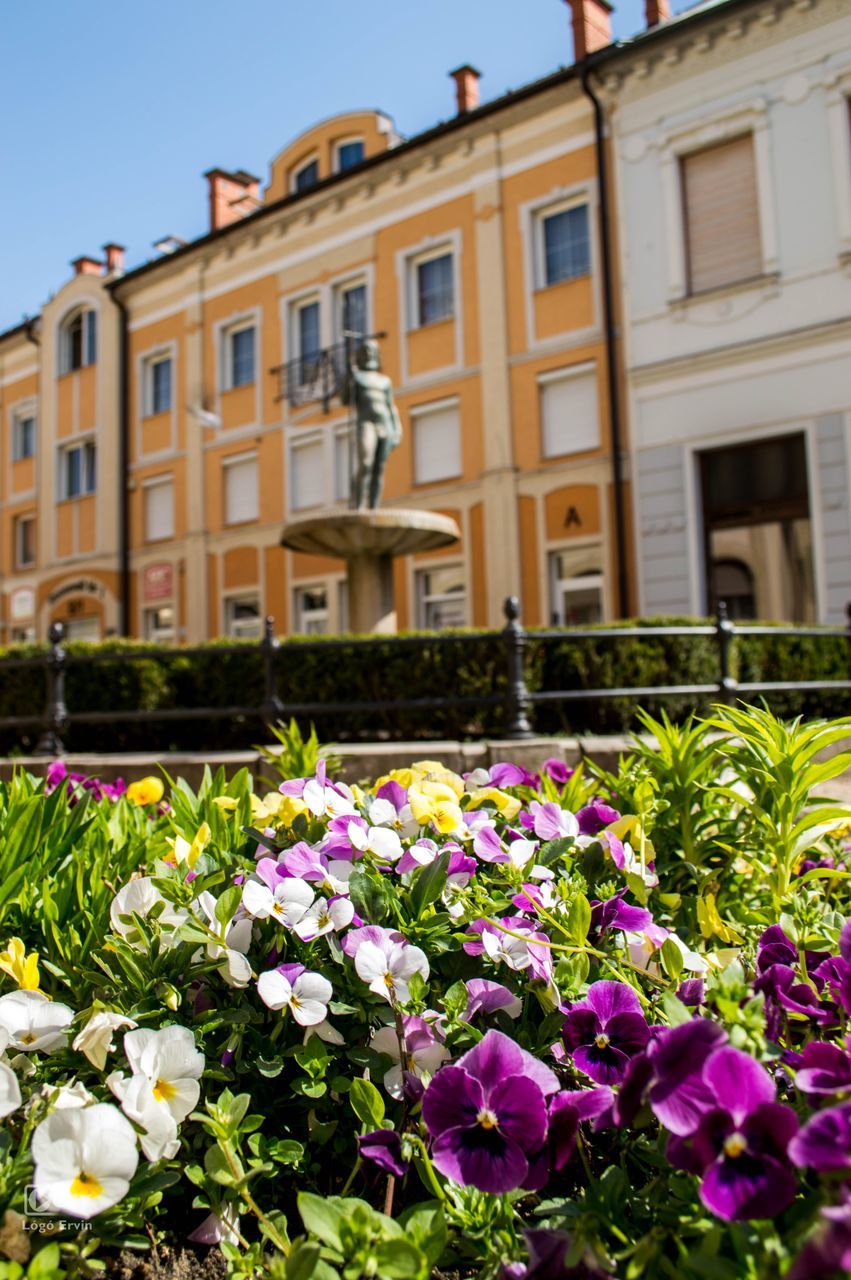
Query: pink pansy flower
465,917,553,981
370,1015,449,1098
256,962,332,1026
242,861,315,928
527,801,579,841
344,818,404,862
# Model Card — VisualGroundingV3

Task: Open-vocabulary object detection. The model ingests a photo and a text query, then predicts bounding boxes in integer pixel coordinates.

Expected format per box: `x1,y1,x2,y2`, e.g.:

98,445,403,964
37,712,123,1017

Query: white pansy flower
32,1103,138,1219
0,1062,21,1118
303,779,357,819
241,876,314,927
0,990,74,1053
347,821,404,863
481,928,532,972
109,1024,203,1154
256,967,333,1027
354,939,429,1005
110,877,187,948
370,1023,449,1099
194,892,253,988
40,1081,96,1111
293,896,355,942
73,1011,138,1071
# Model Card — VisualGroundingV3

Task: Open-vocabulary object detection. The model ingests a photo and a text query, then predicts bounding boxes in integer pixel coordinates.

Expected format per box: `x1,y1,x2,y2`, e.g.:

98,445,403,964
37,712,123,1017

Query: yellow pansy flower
410,762,465,796
373,769,414,792
125,776,165,807
0,938,40,991
409,782,464,834
465,788,522,822
164,821,211,869
212,796,239,812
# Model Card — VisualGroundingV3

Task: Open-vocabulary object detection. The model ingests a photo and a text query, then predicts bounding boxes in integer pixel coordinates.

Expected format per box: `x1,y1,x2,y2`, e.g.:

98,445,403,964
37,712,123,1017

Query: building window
11,627,36,644
60,440,96,499
12,412,35,461
61,308,96,373
223,323,255,389
416,564,466,629
413,252,454,327
223,454,258,524
334,428,352,503
14,516,35,568
225,596,261,639
144,605,176,644
143,477,174,542
144,355,172,415
549,551,604,625
681,134,762,294
699,433,815,622
336,140,364,172
290,436,326,511
539,365,599,459
338,282,367,342
293,158,319,193
294,586,329,635
296,300,321,385
539,205,590,286
412,400,462,484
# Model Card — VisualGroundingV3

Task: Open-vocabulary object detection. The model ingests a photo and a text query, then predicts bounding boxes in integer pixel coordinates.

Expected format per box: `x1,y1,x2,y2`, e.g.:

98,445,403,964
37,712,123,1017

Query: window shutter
291,440,325,510
225,457,258,523
145,481,174,541
539,368,599,458
681,135,762,294
413,404,461,483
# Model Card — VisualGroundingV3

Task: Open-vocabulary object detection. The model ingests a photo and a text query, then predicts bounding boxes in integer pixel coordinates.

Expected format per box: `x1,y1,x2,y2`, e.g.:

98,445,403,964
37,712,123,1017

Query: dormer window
336,139,364,172
61,308,97,373
293,157,319,193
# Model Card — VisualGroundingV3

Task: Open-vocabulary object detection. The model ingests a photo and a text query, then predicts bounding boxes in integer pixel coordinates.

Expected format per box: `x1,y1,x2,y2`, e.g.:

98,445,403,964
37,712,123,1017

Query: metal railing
0,600,849,757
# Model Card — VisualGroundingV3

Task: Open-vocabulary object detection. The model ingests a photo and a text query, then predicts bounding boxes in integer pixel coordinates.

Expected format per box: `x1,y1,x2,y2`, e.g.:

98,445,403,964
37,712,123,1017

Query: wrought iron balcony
270,332,385,413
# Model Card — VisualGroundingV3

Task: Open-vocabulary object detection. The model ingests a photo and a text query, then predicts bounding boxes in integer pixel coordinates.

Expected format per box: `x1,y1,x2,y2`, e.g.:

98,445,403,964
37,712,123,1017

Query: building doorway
699,433,815,622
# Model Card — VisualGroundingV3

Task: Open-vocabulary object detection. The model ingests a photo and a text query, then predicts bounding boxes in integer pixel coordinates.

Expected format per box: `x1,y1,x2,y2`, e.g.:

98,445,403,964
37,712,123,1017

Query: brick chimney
565,0,613,61
449,65,482,115
645,0,671,25
103,243,125,274
205,168,261,232
71,255,103,276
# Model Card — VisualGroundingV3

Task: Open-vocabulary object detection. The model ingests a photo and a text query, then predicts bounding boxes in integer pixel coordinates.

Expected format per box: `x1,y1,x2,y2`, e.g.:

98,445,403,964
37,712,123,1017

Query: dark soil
106,1246,229,1280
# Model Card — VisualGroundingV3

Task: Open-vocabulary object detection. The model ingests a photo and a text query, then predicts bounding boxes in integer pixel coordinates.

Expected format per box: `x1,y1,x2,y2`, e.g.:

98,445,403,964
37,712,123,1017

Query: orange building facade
0,3,635,644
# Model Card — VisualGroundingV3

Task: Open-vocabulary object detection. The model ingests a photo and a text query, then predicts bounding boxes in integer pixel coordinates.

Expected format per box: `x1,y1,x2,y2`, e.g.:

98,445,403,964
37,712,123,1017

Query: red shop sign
143,563,173,601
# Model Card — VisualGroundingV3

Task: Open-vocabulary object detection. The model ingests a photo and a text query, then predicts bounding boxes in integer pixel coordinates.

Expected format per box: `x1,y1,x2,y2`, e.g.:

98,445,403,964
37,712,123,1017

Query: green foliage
256,719,342,785
2,617,847,753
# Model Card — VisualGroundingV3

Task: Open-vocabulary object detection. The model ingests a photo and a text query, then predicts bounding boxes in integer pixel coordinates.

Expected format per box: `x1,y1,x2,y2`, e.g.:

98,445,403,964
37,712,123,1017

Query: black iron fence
1,600,849,757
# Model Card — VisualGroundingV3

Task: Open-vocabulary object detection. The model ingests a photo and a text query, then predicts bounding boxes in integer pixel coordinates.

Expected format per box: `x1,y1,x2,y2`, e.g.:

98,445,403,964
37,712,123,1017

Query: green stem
219,1138,289,1255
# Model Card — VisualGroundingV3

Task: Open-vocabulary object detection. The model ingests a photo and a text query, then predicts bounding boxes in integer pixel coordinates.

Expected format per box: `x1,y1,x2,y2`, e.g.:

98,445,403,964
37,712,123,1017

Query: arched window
710,558,756,620
60,307,97,374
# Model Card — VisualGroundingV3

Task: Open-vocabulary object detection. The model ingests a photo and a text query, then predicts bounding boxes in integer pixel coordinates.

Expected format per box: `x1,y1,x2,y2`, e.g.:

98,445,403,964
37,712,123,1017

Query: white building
596,0,851,622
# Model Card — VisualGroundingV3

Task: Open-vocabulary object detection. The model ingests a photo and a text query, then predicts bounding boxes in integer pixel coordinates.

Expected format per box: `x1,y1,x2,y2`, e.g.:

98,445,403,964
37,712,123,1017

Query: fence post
715,600,738,706
502,596,533,739
260,616,285,728
35,622,68,757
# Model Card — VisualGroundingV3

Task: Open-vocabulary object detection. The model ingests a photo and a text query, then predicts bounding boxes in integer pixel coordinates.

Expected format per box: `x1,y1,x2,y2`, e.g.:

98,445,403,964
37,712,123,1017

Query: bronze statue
341,338,401,509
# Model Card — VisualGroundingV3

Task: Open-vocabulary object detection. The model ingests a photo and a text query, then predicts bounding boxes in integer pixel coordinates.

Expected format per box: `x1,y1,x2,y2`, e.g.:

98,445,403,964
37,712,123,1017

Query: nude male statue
340,338,402,509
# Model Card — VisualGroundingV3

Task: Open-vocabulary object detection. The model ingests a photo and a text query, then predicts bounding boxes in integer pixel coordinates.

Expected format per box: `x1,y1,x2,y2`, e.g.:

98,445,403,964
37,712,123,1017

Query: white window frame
14,515,36,569
534,198,592,290
224,594,262,639
291,154,320,194
415,562,468,630
409,246,455,330
658,102,779,304
223,451,259,526
293,584,330,635
58,437,97,500
548,545,605,626
220,317,257,391
333,136,365,173
10,403,36,463
143,350,174,417
143,604,176,644
396,231,464,385
289,294,322,363
520,182,598,349
142,475,175,543
411,396,462,485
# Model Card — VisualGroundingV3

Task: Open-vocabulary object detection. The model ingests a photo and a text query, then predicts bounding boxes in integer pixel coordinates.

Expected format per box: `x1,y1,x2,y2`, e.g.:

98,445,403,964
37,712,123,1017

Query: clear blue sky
0,0,690,333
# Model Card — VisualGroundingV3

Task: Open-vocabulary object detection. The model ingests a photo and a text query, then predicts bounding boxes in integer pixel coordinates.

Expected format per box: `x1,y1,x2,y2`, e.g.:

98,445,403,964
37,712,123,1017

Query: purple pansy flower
499,1229,612,1280
788,1187,851,1280
358,1129,409,1178
562,982,650,1085
676,978,705,1007
667,1047,798,1221
789,1101,851,1172
422,1029,558,1194
463,979,522,1021
795,1039,851,1096
541,759,573,786
576,800,620,836
589,891,652,937
614,1019,728,1133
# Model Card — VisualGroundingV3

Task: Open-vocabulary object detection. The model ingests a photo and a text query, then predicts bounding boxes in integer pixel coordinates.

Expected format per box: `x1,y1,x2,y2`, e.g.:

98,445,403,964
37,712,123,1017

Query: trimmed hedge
0,617,847,753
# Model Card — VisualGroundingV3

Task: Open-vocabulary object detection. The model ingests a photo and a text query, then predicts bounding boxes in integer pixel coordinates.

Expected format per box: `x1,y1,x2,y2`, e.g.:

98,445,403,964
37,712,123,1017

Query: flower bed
1,704,851,1278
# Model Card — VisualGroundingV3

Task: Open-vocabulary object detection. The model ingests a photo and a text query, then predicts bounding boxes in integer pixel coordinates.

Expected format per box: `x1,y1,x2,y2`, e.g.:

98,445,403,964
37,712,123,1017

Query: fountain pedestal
280,508,461,633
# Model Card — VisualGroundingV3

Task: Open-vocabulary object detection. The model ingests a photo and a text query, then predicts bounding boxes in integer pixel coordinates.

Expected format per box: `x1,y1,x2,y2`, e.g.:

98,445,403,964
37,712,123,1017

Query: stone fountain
281,338,459,633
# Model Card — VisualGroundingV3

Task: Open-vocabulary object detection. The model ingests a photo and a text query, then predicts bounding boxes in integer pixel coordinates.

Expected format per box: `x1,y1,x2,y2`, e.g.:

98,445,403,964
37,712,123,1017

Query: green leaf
409,851,450,917
349,1078,385,1129
661,990,692,1027
298,1193,345,1252
567,893,591,944
348,869,392,923
373,1239,426,1279
660,938,684,980
398,1202,447,1267
215,883,243,924
287,1241,322,1280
